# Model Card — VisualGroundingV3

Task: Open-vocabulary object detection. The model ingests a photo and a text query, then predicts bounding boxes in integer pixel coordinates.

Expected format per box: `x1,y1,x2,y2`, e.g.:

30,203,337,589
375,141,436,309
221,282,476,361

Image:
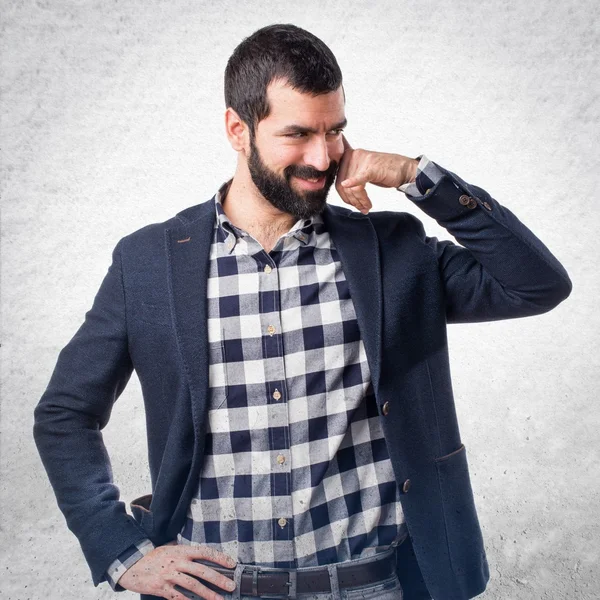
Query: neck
221,161,297,248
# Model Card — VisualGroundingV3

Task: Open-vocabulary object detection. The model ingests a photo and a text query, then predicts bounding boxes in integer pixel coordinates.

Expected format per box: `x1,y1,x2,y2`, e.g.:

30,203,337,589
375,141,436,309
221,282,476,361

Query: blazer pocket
434,443,466,463
434,444,487,575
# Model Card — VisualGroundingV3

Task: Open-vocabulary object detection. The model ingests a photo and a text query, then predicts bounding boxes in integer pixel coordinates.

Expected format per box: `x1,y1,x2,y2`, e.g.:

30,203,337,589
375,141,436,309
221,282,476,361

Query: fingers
171,571,232,600
172,546,237,598
118,544,238,599
169,551,236,600
336,183,372,214
347,187,372,214
337,178,372,214
184,544,237,568
335,144,372,214
186,559,237,592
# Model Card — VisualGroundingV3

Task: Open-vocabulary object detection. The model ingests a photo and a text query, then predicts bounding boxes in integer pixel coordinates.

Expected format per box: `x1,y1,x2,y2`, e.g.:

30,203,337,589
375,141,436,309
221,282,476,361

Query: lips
294,175,326,189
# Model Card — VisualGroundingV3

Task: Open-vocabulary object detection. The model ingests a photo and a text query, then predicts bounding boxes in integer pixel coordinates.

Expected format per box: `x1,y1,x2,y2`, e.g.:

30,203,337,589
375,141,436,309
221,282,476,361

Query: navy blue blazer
33,164,572,600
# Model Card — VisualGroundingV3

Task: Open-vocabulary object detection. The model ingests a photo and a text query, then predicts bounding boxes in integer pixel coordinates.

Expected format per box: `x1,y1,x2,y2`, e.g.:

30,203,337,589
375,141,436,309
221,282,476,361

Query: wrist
408,158,419,184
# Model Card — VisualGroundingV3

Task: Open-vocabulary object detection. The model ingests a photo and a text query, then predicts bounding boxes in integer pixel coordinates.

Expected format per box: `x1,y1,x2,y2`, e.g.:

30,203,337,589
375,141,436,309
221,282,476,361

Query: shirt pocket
208,338,229,410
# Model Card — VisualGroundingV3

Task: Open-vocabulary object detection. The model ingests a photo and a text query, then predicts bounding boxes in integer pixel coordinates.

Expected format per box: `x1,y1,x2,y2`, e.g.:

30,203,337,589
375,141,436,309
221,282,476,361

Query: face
246,79,346,221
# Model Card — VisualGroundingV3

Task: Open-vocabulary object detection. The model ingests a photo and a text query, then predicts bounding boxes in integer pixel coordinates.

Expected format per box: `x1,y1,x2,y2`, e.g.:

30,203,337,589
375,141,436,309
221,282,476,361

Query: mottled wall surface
2,1,598,598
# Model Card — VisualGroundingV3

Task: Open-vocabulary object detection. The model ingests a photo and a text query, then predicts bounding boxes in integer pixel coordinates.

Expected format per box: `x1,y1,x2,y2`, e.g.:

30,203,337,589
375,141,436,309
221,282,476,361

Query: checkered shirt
105,155,443,590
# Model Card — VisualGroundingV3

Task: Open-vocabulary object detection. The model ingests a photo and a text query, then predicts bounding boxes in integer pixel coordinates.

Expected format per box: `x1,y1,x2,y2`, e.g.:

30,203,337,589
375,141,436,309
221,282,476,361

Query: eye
284,129,344,138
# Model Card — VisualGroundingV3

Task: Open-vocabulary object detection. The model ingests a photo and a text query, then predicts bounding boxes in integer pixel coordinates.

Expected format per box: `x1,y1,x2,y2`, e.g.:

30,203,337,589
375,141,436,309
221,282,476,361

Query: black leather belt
195,547,398,597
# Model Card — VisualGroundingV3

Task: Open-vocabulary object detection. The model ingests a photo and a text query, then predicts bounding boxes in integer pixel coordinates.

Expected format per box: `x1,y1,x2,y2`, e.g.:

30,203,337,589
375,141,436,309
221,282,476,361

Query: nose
303,136,332,173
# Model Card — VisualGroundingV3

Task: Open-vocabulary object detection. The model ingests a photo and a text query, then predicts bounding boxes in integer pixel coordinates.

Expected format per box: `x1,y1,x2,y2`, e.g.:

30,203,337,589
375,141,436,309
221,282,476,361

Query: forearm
398,160,572,321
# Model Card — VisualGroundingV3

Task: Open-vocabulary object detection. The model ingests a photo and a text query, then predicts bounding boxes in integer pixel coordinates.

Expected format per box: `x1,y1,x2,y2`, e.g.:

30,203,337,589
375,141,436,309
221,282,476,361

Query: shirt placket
250,237,295,564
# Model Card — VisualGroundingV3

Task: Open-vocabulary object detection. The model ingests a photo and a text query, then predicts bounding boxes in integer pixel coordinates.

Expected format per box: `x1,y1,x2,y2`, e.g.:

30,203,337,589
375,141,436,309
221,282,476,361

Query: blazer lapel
323,204,383,398
165,198,216,437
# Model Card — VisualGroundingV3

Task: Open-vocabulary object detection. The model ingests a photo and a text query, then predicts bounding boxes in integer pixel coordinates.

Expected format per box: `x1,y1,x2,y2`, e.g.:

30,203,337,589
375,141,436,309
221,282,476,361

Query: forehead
263,78,345,126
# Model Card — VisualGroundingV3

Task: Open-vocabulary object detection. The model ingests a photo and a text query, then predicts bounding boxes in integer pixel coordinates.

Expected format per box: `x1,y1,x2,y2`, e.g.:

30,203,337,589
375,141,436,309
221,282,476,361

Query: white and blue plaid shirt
106,155,443,590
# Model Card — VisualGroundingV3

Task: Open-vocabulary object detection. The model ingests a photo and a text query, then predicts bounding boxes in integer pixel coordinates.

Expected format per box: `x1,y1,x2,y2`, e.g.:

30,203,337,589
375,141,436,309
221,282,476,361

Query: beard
247,132,339,221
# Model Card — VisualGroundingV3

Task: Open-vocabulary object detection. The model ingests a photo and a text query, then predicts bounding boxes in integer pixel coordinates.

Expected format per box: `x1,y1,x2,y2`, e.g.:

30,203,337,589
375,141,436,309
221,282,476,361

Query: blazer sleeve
404,163,573,323
33,237,151,587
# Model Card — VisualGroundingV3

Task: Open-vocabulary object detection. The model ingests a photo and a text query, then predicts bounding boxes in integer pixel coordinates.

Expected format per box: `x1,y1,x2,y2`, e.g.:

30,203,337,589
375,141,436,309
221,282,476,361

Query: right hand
118,542,238,600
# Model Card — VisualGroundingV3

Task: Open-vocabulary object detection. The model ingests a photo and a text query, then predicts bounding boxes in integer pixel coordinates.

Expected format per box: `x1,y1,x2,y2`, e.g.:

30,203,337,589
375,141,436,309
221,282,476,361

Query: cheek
273,147,304,172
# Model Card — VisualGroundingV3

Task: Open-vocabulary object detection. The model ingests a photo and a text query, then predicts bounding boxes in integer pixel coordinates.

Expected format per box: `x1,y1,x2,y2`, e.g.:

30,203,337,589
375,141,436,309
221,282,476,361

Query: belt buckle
249,566,297,600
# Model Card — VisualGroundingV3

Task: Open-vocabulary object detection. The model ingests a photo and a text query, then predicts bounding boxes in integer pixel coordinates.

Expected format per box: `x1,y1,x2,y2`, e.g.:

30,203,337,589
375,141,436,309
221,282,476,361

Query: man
34,23,572,600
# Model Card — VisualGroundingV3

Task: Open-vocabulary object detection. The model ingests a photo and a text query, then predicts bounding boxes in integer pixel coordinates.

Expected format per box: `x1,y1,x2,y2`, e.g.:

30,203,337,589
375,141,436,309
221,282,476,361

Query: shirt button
278,517,287,528
264,265,272,274
276,454,286,465
273,389,281,401
267,325,276,336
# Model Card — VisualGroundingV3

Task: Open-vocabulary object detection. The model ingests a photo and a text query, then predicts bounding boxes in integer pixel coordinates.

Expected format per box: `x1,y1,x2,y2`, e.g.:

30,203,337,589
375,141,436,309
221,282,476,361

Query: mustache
286,161,339,180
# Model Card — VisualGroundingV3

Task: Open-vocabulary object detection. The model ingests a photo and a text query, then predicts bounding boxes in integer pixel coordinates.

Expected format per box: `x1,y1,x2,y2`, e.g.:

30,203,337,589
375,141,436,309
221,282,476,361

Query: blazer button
459,194,478,209
483,201,492,211
382,401,390,416
402,479,411,493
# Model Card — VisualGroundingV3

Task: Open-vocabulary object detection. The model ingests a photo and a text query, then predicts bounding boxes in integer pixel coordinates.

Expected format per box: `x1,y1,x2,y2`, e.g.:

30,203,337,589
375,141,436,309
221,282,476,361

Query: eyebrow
277,118,348,135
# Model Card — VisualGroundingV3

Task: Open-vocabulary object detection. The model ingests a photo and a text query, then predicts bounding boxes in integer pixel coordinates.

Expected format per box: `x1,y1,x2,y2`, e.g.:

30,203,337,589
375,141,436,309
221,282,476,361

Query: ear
224,107,250,153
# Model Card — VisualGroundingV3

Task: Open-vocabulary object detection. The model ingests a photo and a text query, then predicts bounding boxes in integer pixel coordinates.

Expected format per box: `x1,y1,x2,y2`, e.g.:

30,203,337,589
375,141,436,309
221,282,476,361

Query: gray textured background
2,1,599,598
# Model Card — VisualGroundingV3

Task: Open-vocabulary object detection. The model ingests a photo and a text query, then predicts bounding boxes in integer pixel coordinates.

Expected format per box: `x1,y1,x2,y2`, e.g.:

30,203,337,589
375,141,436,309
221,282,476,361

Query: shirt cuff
105,538,155,591
397,154,444,198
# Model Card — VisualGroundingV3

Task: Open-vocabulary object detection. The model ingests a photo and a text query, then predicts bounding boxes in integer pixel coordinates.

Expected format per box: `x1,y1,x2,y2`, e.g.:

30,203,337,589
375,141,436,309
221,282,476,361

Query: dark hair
224,24,344,138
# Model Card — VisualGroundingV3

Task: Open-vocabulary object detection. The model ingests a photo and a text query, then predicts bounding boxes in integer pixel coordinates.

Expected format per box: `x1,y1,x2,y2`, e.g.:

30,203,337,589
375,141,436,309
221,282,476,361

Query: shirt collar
214,178,323,254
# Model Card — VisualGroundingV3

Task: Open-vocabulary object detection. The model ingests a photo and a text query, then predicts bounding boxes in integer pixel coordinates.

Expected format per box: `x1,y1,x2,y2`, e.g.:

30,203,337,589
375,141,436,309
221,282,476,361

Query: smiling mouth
295,175,326,188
